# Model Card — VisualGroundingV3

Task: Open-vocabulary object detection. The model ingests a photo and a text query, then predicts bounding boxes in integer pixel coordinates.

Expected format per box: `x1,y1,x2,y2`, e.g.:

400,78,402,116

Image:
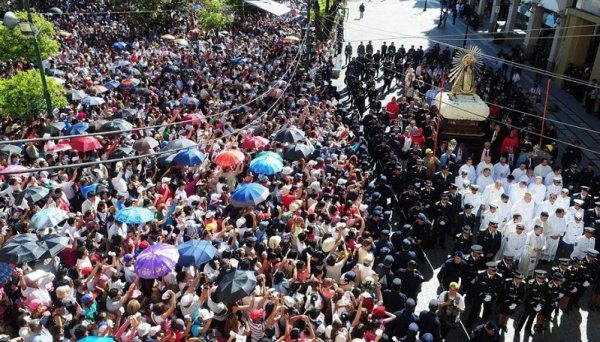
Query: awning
244,0,291,16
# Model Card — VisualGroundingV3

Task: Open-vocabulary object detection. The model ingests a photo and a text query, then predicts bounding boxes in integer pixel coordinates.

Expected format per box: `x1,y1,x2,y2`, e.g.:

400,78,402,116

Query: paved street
334,1,600,340
334,0,600,166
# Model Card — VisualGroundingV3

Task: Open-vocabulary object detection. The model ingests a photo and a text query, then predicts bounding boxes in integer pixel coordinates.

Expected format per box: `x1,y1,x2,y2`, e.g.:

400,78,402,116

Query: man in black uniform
496,253,517,280
393,238,417,269
366,41,374,55
357,41,366,57
465,261,503,329
448,184,462,225
456,203,477,235
406,201,424,228
454,226,473,254
438,251,467,290
420,180,436,216
571,185,593,210
411,213,433,260
477,221,502,261
496,271,525,332
585,201,600,227
419,299,441,342
582,248,600,310
433,193,453,248
395,260,425,301
408,158,428,186
563,163,582,192
563,255,589,312
516,270,548,335
381,41,388,60
462,244,485,300
541,272,565,323
433,165,454,197
382,278,407,313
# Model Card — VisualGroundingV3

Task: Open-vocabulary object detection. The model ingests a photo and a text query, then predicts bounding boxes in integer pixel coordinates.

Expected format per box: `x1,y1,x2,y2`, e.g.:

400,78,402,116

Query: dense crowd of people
0,1,598,342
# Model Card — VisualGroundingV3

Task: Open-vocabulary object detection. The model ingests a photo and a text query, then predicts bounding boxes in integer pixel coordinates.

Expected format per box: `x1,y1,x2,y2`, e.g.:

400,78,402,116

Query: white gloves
440,221,446,226
583,281,590,287
509,304,517,310
484,295,492,302
534,304,542,312
570,288,578,293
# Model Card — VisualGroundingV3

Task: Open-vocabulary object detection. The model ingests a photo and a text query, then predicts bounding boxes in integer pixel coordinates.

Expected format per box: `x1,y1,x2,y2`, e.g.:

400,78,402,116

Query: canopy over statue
435,45,489,121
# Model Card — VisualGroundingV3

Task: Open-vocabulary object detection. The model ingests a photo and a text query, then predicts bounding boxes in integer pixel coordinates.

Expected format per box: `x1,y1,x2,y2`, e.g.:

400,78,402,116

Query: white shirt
476,161,494,178
572,235,596,258
511,168,528,182
545,214,566,238
81,198,98,215
477,174,494,190
545,184,562,200
512,198,535,222
563,221,583,245
493,162,510,181
503,231,527,260
533,164,552,179
482,184,504,207
545,173,562,187
510,183,528,202
458,164,477,183
528,183,547,205
463,191,482,214
535,200,558,218
557,195,571,211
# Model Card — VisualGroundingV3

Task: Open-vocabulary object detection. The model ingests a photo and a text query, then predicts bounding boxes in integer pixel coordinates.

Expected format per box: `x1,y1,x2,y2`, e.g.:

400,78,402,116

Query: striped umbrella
120,78,140,89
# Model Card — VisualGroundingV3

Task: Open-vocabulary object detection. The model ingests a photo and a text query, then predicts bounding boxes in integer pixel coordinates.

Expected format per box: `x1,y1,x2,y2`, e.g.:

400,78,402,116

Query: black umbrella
113,108,136,119
133,137,159,152
0,240,47,264
213,44,225,50
44,122,66,136
98,119,133,134
109,146,135,159
0,144,23,156
5,233,38,244
215,269,257,304
162,64,180,73
133,87,153,96
157,153,176,167
38,234,70,258
125,68,141,77
283,143,314,161
15,186,50,204
161,138,196,151
272,126,305,143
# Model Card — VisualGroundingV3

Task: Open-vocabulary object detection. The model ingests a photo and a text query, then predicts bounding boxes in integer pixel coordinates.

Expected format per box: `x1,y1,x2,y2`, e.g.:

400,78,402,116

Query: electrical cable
0,19,311,176
0,32,307,145
345,58,600,155
337,20,600,89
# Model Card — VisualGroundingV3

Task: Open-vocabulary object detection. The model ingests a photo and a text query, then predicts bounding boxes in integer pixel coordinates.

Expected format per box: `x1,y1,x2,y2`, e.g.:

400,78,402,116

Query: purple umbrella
134,243,179,279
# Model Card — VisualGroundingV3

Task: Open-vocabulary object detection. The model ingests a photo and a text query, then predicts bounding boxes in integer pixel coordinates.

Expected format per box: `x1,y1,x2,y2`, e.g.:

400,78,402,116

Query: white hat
161,177,171,183
236,217,246,228
575,212,583,219
337,178,347,186
180,293,198,308
321,237,336,253
198,308,214,321
282,166,293,175
137,323,151,337
268,236,281,249
205,211,215,219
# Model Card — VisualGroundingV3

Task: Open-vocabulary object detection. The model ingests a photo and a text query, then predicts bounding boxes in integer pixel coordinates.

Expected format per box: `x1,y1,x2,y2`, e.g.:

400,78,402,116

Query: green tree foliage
116,0,193,29
0,70,67,118
197,0,232,31
0,11,60,62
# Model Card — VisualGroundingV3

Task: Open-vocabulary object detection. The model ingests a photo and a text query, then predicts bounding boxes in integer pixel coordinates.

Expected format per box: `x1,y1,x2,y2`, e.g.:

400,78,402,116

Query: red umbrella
214,149,245,168
49,143,72,153
70,136,103,152
242,136,270,150
181,113,206,125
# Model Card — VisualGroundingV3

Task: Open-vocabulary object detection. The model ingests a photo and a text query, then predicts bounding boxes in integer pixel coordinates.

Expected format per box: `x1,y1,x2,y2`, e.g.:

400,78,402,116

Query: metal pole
539,79,551,146
306,0,311,69
433,72,445,156
424,0,428,11
463,18,469,47
24,0,53,117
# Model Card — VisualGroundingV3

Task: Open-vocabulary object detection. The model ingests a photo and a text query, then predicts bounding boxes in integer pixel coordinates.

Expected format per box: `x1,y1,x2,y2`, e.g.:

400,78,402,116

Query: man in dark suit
477,221,502,261
571,185,594,210
433,165,454,197
456,204,477,234
488,124,505,153
585,201,600,227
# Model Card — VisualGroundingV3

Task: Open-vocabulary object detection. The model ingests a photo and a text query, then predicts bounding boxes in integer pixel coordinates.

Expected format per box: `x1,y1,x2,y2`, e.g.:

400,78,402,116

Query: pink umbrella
181,113,206,125
242,136,270,150
49,143,72,153
214,149,245,168
1,165,32,178
70,136,103,152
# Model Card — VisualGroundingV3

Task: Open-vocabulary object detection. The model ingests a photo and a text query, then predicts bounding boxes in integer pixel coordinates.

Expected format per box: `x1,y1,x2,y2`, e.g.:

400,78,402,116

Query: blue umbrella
81,96,105,106
230,183,269,208
104,80,121,90
250,156,283,175
80,183,98,199
77,337,115,342
115,207,155,224
70,122,90,134
0,263,12,284
173,149,206,166
113,60,130,68
180,97,199,106
31,207,69,231
177,240,217,266
113,42,127,49
193,3,203,10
